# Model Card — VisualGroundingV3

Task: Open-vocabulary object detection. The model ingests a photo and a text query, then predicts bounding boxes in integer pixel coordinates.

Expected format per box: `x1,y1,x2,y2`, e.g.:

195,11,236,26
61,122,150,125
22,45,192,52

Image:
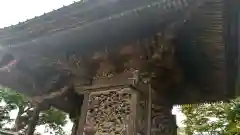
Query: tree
38,108,68,135
181,98,240,135
178,128,187,135
0,87,68,135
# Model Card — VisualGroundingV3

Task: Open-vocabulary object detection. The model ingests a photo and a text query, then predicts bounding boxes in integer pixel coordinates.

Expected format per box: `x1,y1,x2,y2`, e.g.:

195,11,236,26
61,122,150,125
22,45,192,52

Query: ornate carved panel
79,86,138,135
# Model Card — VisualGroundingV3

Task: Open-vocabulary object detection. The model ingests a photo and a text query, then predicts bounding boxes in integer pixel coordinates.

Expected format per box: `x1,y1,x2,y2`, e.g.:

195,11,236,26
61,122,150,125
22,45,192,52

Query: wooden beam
31,86,69,104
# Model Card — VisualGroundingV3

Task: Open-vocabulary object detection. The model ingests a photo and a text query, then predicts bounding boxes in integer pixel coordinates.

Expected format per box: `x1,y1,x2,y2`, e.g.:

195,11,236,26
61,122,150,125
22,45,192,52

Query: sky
0,0,81,28
0,0,186,134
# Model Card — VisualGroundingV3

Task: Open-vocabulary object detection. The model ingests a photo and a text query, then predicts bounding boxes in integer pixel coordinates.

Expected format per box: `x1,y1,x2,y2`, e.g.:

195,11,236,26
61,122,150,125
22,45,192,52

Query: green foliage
39,108,67,126
0,87,68,135
181,98,240,135
39,108,68,135
0,88,27,109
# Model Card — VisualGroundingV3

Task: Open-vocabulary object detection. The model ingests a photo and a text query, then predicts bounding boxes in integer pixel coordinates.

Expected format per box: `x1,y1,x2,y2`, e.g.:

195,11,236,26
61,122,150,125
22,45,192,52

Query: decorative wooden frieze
78,85,139,135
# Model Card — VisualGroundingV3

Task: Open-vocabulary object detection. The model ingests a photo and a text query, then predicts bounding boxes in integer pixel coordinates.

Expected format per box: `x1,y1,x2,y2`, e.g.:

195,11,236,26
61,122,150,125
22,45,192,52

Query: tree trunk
12,106,24,132
26,105,40,135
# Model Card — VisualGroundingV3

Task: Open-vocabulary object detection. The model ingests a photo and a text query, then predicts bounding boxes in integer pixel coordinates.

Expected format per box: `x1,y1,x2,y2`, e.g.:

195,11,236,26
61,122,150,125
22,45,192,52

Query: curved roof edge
0,0,198,48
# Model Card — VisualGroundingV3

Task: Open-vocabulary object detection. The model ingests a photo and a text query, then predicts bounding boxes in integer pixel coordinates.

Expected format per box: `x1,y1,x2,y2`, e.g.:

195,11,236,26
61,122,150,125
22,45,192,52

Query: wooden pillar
151,94,177,135
137,88,177,135
26,104,41,135
71,118,79,135
146,84,152,135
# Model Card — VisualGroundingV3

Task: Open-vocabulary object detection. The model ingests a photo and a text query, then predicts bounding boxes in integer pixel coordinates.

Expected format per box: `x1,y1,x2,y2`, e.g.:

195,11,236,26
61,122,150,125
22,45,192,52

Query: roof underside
0,0,199,55
0,0,238,109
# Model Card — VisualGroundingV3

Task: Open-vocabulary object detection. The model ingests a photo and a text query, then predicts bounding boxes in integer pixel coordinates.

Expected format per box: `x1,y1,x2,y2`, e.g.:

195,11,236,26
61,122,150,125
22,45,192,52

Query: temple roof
0,0,198,57
0,0,238,111
0,0,192,45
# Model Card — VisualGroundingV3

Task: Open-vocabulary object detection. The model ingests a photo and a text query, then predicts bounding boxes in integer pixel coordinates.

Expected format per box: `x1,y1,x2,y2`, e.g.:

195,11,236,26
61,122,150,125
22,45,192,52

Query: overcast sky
0,0,80,28
0,0,185,134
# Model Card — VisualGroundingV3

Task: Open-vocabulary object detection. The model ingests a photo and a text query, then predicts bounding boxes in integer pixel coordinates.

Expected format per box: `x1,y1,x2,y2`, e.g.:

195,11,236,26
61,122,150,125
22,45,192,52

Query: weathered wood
75,72,136,94
77,93,89,135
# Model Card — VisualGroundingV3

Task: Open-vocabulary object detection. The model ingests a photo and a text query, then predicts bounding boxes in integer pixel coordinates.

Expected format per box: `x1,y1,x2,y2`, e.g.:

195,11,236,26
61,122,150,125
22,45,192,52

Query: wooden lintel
74,71,137,93
75,84,130,94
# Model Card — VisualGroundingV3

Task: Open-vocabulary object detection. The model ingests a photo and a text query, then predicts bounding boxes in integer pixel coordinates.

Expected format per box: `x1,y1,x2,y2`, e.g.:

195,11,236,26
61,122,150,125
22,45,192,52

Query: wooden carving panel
82,87,138,135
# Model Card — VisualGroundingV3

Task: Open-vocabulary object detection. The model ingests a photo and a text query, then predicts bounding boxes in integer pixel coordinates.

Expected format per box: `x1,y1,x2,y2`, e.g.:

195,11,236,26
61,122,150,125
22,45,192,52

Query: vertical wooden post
146,83,152,135
26,104,41,135
71,118,79,135
151,96,177,135
77,93,89,135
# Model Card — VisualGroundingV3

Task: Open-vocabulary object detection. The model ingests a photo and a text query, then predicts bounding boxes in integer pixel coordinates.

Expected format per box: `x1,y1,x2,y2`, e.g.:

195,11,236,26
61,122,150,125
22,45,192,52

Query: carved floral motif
84,88,136,135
